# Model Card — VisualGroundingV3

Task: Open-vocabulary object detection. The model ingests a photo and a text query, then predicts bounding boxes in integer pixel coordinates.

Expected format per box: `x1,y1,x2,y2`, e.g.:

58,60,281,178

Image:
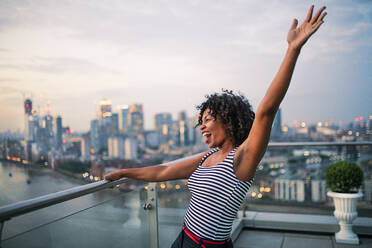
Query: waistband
182,224,231,246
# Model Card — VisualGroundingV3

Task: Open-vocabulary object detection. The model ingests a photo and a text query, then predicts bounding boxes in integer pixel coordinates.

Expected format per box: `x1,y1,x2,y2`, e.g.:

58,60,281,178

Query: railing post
0,221,4,248
144,183,159,248
243,201,248,217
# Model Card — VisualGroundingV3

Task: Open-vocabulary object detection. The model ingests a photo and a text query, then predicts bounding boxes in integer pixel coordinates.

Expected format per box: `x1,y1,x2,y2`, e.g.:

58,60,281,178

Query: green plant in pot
326,161,364,244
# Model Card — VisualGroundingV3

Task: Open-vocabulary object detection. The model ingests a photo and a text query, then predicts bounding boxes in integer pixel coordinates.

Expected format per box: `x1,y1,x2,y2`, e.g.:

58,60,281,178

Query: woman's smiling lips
202,131,211,143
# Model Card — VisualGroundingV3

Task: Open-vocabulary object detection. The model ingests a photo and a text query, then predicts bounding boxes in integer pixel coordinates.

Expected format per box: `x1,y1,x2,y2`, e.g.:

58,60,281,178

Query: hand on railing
104,170,122,181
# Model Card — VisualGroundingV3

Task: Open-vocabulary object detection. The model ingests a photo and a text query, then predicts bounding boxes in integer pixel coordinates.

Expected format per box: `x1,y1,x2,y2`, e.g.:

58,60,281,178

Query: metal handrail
0,178,128,222
268,141,372,147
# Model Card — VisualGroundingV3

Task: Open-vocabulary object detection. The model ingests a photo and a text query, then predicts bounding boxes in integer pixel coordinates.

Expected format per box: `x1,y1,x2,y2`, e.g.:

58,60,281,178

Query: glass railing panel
1,183,150,248
1,187,126,240
244,144,372,217
0,161,85,206
156,179,190,247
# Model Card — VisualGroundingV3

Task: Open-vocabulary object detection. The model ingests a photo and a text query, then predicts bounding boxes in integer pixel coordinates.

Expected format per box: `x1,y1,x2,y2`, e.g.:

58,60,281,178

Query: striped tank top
184,147,253,241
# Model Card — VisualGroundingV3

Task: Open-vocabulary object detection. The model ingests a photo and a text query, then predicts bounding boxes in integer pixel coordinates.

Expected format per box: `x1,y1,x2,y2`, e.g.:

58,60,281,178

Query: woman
104,5,327,247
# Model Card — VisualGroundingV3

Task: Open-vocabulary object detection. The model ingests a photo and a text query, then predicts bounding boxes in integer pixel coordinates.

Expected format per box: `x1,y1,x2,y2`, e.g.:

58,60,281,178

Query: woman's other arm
234,6,327,181
104,152,206,182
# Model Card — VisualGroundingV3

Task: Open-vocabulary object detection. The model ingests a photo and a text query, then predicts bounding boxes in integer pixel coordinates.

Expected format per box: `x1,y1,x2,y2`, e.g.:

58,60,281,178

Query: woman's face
200,109,231,148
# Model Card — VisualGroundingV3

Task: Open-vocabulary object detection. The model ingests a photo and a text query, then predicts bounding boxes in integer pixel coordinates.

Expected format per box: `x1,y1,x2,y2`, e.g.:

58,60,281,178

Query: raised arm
104,151,206,182
234,6,327,181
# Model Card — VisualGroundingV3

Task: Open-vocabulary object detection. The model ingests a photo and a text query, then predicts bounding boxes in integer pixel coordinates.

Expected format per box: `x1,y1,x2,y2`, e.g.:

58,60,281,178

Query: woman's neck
217,140,235,155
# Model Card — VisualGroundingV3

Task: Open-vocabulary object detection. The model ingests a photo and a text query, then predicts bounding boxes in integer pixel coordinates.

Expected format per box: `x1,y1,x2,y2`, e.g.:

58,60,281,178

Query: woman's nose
200,124,206,130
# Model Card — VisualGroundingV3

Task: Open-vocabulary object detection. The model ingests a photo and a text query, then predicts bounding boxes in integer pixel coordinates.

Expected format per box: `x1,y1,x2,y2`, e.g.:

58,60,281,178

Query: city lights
1,89,371,215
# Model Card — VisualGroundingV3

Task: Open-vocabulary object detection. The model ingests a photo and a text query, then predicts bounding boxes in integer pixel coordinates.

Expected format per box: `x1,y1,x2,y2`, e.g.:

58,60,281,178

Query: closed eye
203,118,213,125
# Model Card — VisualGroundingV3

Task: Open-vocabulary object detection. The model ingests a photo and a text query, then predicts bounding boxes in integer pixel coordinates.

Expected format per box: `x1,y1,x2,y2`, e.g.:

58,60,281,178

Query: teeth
202,132,211,137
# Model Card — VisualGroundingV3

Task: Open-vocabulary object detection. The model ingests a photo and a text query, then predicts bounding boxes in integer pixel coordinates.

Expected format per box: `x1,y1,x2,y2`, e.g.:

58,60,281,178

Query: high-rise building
271,108,282,141
189,115,204,147
154,113,172,144
178,111,189,146
42,115,54,137
54,116,63,149
108,136,125,159
41,115,54,149
81,134,90,160
128,104,144,136
24,99,32,114
178,111,187,122
98,99,112,124
144,130,160,149
29,114,40,142
90,119,100,154
368,116,372,139
24,99,34,161
98,99,113,149
37,115,53,152
125,137,138,160
118,105,129,133
24,99,33,141
171,120,180,146
111,113,119,135
187,117,197,145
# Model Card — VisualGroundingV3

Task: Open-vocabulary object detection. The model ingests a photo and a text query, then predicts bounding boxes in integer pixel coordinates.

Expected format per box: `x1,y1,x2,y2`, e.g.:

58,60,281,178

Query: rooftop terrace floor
234,228,372,248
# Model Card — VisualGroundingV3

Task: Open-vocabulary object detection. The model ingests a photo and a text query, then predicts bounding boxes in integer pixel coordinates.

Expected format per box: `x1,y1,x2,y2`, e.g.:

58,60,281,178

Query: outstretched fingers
311,12,327,33
311,6,326,24
305,5,314,22
318,11,327,23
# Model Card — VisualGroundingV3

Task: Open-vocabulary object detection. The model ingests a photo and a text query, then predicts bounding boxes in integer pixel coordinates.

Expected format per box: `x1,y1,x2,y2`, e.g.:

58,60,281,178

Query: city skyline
3,95,370,135
1,0,371,132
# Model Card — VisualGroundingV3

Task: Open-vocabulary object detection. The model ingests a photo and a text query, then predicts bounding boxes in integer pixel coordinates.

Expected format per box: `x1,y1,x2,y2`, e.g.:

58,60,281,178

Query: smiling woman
197,90,255,148
104,5,327,248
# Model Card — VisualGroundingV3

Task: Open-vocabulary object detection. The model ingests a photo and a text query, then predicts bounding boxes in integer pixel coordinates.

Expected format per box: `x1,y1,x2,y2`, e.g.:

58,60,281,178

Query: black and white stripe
184,147,253,241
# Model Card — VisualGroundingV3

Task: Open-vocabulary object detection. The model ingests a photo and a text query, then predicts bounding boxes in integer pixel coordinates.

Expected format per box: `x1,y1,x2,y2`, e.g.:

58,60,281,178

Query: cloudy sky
0,0,371,132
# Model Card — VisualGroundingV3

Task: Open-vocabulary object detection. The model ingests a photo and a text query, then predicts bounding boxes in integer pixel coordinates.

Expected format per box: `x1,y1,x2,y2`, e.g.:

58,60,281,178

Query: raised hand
287,5,327,51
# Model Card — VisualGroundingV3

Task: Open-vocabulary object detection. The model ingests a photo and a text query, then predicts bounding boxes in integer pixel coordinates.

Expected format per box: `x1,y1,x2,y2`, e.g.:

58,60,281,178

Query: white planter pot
327,191,363,244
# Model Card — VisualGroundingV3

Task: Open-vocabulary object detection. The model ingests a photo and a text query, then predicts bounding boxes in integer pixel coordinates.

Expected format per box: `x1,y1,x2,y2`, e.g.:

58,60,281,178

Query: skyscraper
125,137,138,160
90,119,100,154
54,116,63,149
24,99,33,160
118,105,129,133
42,115,54,137
108,136,125,159
24,99,33,141
111,113,119,135
128,104,144,136
154,113,172,144
98,99,112,124
178,111,189,146
98,99,113,149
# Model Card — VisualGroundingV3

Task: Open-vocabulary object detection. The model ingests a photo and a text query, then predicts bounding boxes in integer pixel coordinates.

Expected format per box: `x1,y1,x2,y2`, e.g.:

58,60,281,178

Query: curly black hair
196,89,255,146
